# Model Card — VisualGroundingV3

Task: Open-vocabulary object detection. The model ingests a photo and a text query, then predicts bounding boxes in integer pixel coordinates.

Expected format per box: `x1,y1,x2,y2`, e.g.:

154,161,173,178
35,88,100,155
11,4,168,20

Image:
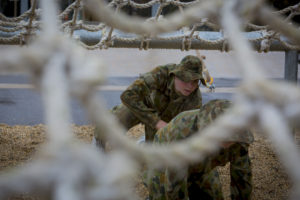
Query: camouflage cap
171,55,206,83
200,100,254,144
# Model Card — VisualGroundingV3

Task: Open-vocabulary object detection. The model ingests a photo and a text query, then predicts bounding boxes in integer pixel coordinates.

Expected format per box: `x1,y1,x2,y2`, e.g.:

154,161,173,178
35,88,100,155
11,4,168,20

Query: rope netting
1,0,300,51
0,0,300,199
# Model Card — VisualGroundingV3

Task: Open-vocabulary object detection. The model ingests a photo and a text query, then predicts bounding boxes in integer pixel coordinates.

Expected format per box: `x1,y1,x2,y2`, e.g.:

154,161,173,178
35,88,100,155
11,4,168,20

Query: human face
174,77,199,96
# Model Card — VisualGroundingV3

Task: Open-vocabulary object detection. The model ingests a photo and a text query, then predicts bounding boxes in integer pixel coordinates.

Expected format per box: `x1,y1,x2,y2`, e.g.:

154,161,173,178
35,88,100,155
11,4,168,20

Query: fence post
21,0,29,14
284,50,298,83
151,3,159,17
284,50,299,138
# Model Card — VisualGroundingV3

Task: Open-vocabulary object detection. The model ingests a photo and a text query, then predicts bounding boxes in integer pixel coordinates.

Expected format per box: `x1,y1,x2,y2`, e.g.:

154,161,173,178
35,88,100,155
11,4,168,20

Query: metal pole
151,3,159,17
14,0,18,17
284,50,298,83
284,50,299,137
0,30,296,52
20,0,29,14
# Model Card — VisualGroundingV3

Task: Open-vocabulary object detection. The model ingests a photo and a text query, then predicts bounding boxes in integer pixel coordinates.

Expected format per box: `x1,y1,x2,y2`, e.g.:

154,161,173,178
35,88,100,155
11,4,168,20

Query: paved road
0,75,245,125
0,49,295,125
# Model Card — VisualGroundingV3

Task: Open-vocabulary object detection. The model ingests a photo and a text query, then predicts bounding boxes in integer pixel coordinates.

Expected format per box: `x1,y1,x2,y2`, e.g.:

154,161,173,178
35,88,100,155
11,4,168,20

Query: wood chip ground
0,124,294,200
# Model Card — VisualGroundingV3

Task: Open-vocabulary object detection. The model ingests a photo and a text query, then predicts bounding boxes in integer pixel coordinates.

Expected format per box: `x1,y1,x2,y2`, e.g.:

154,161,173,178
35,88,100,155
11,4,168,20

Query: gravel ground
0,123,293,200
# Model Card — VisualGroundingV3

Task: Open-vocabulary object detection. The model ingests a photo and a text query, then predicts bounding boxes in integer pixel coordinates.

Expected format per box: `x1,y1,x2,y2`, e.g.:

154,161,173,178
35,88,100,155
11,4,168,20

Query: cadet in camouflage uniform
147,99,253,200
109,55,208,141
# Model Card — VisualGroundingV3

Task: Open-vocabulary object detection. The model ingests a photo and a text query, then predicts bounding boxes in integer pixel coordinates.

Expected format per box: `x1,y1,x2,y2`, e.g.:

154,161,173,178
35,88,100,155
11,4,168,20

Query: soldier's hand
155,120,168,130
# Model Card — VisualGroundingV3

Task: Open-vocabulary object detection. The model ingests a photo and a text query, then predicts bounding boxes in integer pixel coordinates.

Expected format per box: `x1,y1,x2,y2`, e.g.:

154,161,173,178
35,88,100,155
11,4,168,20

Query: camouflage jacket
152,100,253,200
121,64,202,130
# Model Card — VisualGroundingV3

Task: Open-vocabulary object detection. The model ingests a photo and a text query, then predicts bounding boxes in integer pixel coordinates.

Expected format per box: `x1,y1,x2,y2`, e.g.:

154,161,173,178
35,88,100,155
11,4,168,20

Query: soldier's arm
121,66,168,129
155,110,199,143
229,143,252,200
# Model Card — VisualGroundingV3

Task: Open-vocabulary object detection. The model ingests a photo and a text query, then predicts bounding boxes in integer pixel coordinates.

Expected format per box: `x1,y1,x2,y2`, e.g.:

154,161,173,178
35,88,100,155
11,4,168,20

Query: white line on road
0,83,34,89
0,84,128,91
0,83,239,93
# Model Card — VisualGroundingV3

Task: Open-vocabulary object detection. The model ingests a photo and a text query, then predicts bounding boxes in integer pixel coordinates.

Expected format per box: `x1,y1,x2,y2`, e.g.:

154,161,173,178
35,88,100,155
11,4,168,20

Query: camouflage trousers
111,103,157,141
146,143,249,200
146,167,223,200
93,103,157,148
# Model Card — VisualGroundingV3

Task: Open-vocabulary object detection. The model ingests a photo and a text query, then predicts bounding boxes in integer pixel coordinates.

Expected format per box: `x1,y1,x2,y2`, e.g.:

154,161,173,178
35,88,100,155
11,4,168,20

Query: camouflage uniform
110,55,206,141
147,99,253,200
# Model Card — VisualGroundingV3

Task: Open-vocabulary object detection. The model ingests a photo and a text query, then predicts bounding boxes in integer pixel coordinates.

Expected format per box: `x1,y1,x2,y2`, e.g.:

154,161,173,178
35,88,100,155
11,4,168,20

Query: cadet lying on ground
146,99,254,200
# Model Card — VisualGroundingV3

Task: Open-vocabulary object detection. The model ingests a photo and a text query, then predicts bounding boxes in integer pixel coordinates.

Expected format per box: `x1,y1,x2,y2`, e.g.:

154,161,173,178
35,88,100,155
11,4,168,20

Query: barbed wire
0,0,300,199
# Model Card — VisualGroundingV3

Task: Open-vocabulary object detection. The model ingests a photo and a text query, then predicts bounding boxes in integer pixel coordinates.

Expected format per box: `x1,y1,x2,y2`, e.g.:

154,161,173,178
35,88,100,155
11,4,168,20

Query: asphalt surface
0,48,295,125
0,75,244,125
